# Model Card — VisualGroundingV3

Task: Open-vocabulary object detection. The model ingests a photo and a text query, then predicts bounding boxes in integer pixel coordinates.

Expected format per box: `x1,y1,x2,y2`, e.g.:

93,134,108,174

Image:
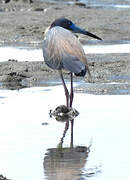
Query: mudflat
0,1,130,94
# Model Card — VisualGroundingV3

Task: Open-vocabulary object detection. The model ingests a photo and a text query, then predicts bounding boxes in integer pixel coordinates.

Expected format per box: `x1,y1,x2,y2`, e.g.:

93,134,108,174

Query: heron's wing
62,54,86,76
43,26,90,75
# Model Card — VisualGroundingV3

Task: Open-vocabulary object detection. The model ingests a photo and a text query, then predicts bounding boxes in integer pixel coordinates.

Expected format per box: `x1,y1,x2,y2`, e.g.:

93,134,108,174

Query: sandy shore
0,0,130,94
0,1,130,43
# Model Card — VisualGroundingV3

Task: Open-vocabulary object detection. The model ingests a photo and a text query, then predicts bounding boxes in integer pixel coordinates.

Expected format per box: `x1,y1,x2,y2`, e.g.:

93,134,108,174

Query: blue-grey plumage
43,26,90,77
42,18,101,109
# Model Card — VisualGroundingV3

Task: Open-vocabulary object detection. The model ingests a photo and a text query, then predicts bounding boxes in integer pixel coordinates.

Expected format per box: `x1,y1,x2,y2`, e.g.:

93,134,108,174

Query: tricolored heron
43,18,101,108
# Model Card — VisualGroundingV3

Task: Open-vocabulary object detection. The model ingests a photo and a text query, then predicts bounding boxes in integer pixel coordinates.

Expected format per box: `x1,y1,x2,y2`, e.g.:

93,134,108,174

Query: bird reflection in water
44,105,92,180
50,105,79,148
44,146,90,180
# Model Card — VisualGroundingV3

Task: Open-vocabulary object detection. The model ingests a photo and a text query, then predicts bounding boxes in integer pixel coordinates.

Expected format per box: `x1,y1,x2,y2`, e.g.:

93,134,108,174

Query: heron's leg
70,73,74,108
59,70,69,107
70,119,74,148
59,119,69,148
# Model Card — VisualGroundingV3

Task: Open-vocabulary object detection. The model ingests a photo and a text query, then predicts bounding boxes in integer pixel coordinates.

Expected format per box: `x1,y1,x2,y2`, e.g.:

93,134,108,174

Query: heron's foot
49,105,79,122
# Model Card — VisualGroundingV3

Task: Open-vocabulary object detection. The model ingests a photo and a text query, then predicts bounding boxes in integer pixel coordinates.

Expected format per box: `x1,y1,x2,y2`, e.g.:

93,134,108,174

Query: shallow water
0,0,130,179
0,41,130,62
43,0,130,10
0,85,130,180
0,41,130,179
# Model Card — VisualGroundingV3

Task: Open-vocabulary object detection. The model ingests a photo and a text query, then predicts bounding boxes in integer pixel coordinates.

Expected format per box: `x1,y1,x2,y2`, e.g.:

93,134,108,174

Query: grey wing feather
62,54,86,75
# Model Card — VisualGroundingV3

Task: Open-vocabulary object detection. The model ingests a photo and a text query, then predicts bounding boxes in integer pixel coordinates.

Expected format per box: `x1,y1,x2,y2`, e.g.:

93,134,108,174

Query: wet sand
0,53,130,94
0,1,130,43
0,0,130,93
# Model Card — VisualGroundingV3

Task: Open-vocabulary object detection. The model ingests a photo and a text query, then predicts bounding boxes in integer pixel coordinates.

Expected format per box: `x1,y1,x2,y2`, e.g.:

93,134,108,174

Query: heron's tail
74,67,86,76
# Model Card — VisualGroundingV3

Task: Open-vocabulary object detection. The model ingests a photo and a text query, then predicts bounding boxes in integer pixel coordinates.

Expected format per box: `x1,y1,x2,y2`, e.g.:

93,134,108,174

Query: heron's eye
68,21,72,25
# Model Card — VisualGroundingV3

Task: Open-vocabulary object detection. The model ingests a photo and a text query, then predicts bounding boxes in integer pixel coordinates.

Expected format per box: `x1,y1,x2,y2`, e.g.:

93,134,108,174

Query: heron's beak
70,24,102,40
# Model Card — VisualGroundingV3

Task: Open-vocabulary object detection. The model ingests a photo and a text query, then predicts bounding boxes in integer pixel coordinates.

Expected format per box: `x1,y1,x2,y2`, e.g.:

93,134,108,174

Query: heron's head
50,18,102,40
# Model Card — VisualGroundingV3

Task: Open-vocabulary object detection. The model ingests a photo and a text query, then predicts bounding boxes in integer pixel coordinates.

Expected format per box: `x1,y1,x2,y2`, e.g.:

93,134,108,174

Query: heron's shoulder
50,26,70,33
46,26,74,38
